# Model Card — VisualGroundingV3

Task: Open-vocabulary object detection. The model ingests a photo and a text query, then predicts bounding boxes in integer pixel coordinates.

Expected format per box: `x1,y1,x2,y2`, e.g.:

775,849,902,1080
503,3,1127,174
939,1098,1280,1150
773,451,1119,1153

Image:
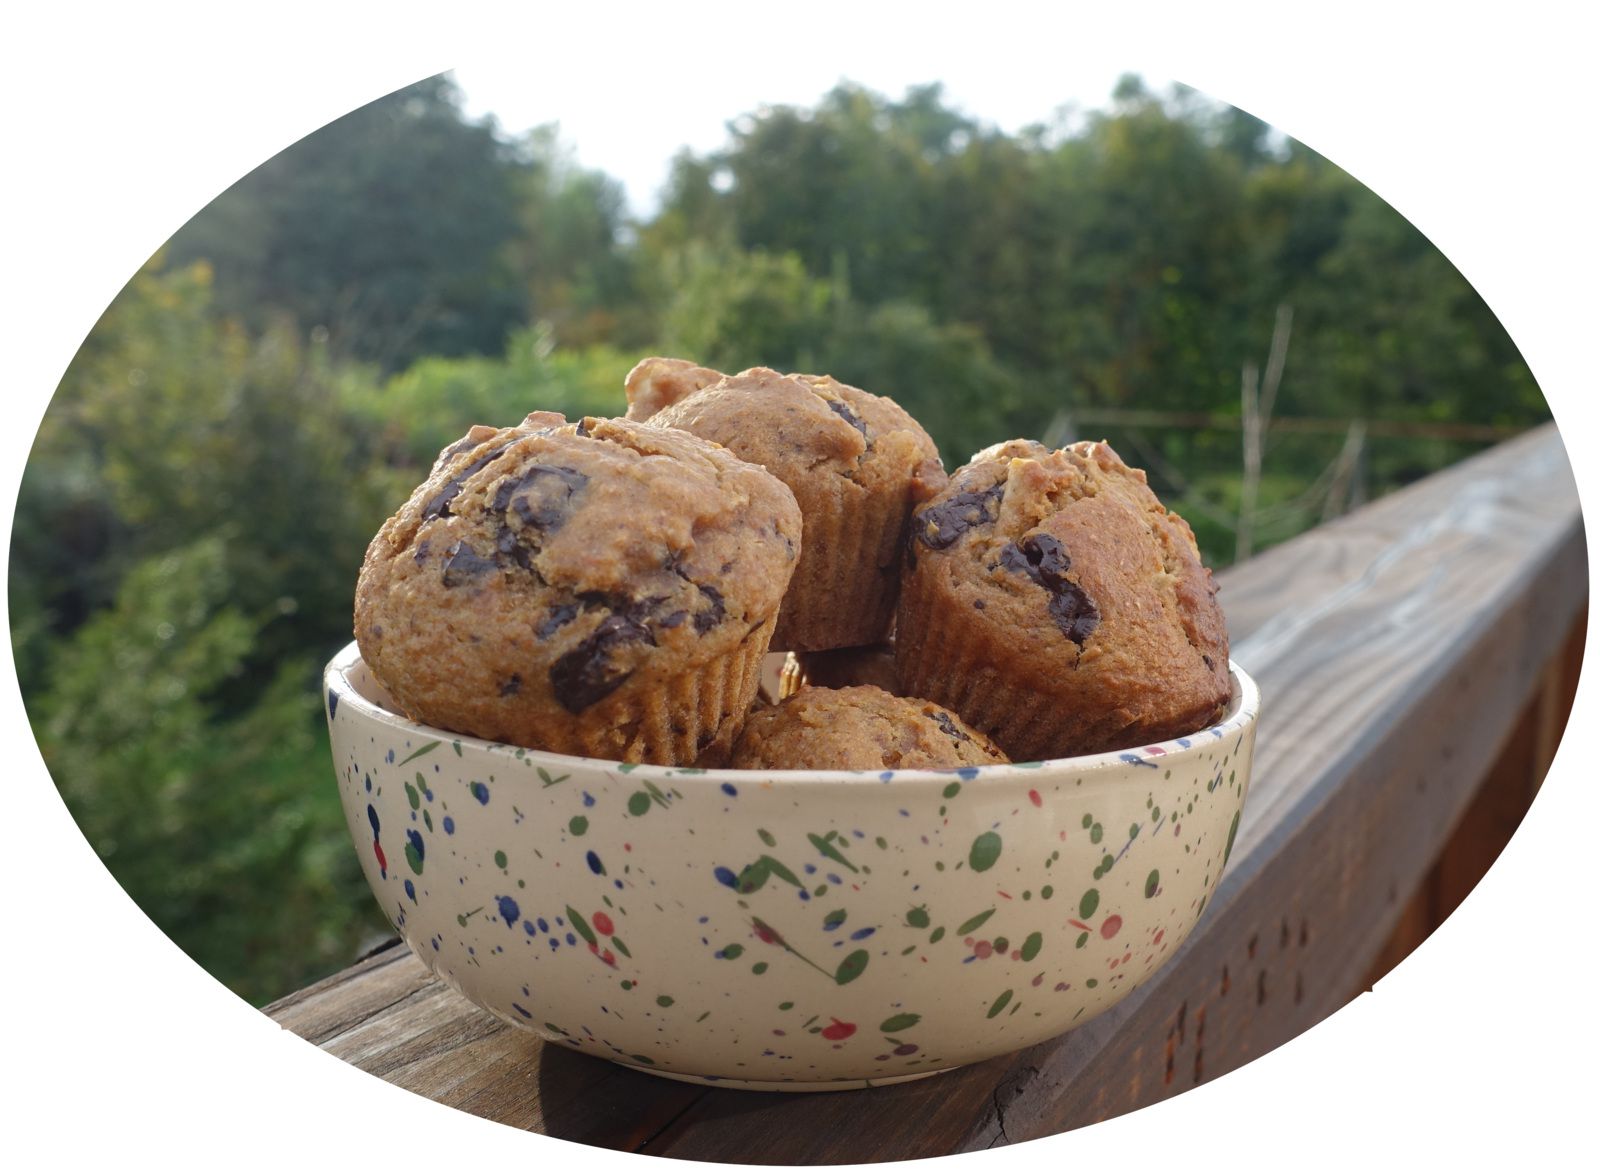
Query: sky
452,62,1173,216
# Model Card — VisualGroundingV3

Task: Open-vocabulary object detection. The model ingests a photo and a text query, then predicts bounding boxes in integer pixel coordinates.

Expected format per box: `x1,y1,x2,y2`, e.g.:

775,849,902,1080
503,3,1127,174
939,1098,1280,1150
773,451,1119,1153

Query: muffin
728,685,1010,771
354,411,802,765
778,643,901,700
624,360,945,652
895,438,1230,760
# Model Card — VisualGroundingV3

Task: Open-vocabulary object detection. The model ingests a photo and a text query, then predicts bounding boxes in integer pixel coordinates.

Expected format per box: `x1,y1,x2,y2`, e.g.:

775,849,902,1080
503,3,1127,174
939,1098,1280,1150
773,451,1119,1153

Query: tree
163,74,527,371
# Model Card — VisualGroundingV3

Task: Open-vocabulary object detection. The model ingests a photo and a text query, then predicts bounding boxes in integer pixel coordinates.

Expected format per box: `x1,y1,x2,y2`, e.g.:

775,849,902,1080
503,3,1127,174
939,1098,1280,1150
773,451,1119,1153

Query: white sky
453,61,1172,216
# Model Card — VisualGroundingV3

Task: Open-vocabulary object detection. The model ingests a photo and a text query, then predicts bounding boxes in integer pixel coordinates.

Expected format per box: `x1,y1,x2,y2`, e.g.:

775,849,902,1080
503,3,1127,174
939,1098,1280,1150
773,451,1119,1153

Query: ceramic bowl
324,640,1260,1091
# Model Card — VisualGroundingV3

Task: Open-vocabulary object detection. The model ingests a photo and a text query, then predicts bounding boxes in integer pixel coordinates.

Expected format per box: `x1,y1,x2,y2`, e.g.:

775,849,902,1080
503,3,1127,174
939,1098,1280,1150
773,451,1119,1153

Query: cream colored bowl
325,640,1259,1091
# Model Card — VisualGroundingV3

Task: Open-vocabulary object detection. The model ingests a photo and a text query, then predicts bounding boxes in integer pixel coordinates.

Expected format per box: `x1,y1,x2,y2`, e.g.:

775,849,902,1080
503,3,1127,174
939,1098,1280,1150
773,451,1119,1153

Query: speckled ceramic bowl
324,640,1259,1091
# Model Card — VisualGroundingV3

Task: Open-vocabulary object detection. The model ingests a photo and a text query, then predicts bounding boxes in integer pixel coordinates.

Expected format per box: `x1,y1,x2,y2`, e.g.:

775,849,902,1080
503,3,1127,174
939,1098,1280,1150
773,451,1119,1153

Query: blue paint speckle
721,782,738,797
803,863,817,875
586,850,605,875
404,879,416,903
364,774,373,793
798,890,811,901
537,917,549,933
497,895,520,927
582,791,596,808
1119,753,1158,769
366,804,380,837
548,937,560,949
522,920,536,936
955,767,980,781
566,932,577,946
442,816,455,834
511,1002,532,1019
850,926,876,940
823,912,845,931
826,873,842,885
327,688,340,719
406,828,425,862
879,771,894,783
713,866,738,888
470,781,491,804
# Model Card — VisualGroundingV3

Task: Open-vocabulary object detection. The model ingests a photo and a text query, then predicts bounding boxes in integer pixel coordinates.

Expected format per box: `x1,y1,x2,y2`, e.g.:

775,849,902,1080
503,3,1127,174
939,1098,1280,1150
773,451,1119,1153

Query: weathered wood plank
266,423,1584,1164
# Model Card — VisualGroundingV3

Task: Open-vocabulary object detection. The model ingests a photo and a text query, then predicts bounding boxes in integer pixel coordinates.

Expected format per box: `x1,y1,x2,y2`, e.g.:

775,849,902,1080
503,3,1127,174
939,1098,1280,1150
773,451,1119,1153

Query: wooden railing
266,422,1584,1162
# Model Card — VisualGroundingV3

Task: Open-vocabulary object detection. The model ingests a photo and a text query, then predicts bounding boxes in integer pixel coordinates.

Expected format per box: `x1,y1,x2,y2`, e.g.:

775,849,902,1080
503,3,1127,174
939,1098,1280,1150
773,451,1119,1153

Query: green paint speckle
758,828,777,847
721,943,745,960
779,1001,794,1011
1086,978,1099,989
1224,810,1241,863
404,780,420,809
906,906,930,929
569,815,589,836
494,850,507,869
1082,813,1093,829
627,791,651,816
943,781,962,799
1145,869,1161,898
1021,931,1043,962
835,950,869,985
987,989,1013,1018
1089,823,1103,844
957,908,996,935
969,831,1002,872
752,961,768,974
1076,931,1089,948
930,926,946,943
656,995,674,1008
611,937,632,958
1041,885,1054,900
880,1013,921,1033
1079,888,1099,919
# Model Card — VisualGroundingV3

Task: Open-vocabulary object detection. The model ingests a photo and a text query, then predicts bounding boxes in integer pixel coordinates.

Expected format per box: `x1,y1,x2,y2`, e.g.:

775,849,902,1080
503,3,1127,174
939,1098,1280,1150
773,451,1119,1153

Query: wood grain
266,423,1585,1163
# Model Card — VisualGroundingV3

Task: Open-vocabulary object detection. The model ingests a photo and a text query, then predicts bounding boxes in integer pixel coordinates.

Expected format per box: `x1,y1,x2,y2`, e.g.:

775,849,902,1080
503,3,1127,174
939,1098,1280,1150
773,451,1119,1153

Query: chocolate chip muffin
778,643,901,700
624,361,945,653
896,438,1230,761
354,411,802,765
728,685,1009,771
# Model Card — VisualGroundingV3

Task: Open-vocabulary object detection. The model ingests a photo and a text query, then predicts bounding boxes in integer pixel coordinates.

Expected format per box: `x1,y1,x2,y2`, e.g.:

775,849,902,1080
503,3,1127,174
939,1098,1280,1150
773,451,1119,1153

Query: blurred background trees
11,72,1545,1005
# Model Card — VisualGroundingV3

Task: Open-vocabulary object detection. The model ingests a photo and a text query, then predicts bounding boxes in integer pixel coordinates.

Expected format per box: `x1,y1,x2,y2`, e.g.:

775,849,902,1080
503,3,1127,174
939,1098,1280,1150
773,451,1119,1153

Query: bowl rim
325,640,1259,785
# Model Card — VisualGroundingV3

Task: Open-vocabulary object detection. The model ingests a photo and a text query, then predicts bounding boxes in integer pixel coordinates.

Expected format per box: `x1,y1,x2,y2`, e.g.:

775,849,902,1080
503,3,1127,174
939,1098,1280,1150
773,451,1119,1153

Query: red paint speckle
1032,973,1045,987
1010,950,1022,961
624,843,632,852
592,912,615,936
1054,982,1070,991
1029,789,1043,807
1101,914,1124,939
1153,929,1165,944
372,840,387,876
820,1018,857,1041
998,890,1013,900
974,941,993,959
1069,919,1091,931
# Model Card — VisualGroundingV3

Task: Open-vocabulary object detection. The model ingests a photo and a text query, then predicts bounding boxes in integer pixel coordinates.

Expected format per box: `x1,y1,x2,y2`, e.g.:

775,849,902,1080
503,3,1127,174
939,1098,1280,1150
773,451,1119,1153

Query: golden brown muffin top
354,411,801,738
903,439,1230,749
729,685,1010,771
626,363,946,502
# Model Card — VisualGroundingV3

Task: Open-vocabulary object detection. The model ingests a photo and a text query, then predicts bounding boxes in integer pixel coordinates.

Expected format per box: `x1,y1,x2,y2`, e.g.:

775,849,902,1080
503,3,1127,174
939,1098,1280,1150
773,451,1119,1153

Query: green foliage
164,75,527,371
32,538,387,1004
